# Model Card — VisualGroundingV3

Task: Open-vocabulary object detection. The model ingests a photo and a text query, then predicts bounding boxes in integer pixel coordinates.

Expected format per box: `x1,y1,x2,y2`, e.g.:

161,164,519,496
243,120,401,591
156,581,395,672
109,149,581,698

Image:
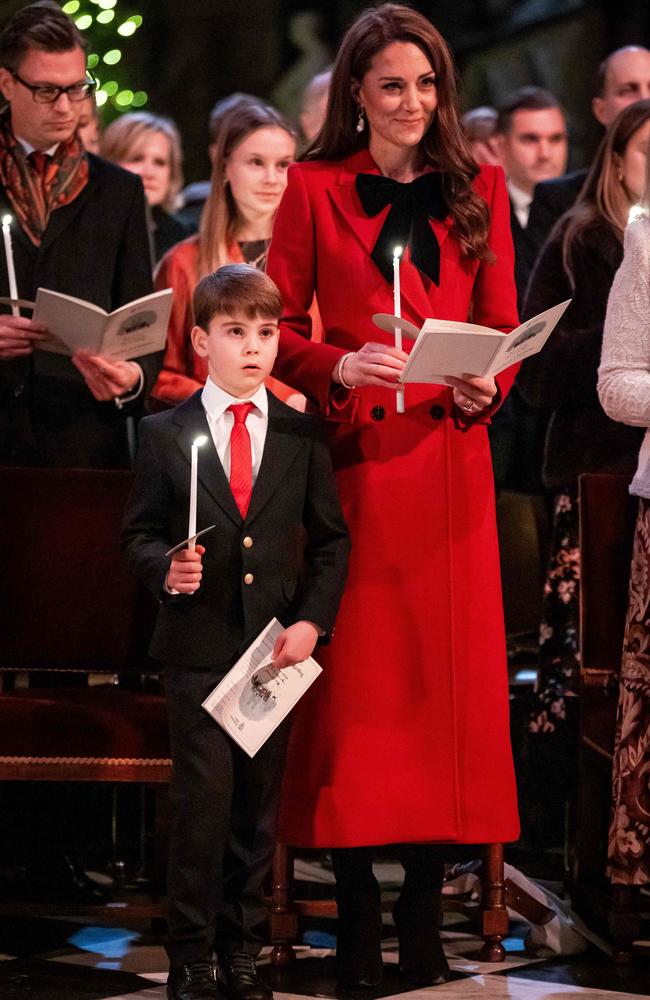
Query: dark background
1,0,649,181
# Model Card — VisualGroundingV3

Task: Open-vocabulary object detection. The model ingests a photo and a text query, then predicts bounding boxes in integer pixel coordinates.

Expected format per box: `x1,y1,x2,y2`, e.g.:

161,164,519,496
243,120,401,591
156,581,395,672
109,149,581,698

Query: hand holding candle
393,245,405,414
189,434,208,551
2,215,19,317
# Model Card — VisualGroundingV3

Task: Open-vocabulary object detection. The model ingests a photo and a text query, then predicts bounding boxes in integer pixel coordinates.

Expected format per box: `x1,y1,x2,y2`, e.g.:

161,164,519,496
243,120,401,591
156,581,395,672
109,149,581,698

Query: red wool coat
266,150,521,847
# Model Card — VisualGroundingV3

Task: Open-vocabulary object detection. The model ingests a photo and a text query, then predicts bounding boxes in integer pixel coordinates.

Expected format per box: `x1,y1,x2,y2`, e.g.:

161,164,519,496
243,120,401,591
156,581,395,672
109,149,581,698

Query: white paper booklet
372,299,571,385
33,286,172,360
202,618,322,757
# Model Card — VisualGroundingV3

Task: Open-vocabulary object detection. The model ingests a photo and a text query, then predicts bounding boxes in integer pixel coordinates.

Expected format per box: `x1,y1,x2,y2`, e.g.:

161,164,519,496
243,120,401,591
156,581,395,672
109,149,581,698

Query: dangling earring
356,106,365,133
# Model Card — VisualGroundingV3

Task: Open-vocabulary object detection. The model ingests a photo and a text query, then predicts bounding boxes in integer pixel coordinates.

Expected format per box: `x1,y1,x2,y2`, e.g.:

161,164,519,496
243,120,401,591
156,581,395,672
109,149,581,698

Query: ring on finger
463,399,475,411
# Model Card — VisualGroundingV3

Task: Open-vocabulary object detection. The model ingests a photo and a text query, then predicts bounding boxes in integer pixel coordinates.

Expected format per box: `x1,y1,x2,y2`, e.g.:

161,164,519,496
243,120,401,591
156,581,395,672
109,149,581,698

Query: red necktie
29,151,49,177
228,402,255,517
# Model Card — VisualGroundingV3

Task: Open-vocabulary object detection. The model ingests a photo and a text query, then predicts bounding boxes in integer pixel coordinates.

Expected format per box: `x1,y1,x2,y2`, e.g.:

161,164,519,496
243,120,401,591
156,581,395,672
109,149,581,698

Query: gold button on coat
242,536,253,548
244,573,254,585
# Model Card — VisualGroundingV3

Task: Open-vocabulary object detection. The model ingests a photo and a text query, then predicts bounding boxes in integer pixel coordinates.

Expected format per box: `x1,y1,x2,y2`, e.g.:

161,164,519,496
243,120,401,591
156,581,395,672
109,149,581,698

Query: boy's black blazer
122,389,350,669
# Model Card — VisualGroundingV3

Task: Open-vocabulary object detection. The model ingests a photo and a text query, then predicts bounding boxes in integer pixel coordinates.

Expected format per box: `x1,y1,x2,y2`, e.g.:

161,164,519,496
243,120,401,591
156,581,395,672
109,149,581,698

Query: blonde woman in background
150,95,304,408
101,111,188,262
598,139,650,887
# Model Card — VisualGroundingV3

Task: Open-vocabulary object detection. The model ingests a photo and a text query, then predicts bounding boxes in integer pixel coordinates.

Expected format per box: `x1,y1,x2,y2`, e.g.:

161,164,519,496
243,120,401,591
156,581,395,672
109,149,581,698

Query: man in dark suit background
0,1,159,468
494,87,568,309
489,88,567,494
527,45,650,249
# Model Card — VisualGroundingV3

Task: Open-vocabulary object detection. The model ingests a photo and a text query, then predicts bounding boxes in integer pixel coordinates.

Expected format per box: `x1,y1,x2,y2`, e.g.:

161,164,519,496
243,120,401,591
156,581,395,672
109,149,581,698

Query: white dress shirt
164,379,268,595
17,138,59,157
201,377,268,484
507,179,533,229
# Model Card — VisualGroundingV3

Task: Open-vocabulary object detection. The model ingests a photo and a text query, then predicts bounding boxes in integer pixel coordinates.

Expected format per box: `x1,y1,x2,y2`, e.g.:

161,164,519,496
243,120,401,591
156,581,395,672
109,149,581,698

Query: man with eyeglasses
0,0,159,467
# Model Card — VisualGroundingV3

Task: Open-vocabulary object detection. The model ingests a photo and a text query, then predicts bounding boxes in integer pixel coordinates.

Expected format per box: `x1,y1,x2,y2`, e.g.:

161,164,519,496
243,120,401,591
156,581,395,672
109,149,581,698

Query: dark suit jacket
0,153,161,468
526,169,588,254
488,202,547,494
121,389,350,670
518,215,643,489
509,202,539,310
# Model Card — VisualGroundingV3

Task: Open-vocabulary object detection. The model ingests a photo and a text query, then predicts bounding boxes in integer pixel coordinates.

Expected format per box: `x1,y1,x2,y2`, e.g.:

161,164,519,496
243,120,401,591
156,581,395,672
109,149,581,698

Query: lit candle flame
2,214,12,227
193,435,208,447
393,245,403,258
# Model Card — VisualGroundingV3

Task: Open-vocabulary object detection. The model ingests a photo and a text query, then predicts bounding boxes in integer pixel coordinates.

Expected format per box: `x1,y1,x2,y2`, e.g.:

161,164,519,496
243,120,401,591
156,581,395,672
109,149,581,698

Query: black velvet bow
355,171,448,285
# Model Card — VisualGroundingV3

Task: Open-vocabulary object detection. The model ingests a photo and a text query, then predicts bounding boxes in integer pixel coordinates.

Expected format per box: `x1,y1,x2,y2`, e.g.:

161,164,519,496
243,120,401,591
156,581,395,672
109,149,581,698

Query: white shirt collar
16,136,60,158
201,376,268,421
507,179,533,229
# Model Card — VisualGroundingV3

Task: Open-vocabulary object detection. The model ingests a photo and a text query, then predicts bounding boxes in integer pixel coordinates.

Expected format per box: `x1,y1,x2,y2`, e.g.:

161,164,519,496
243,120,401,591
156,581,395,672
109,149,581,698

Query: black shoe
335,911,383,992
334,893,383,988
217,952,272,1000
167,962,221,1000
336,971,383,993
399,962,451,987
393,893,451,986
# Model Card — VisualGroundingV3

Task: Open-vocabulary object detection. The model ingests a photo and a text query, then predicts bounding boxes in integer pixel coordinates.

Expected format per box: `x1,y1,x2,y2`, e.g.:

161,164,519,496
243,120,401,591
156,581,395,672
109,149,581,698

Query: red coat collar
327,149,453,321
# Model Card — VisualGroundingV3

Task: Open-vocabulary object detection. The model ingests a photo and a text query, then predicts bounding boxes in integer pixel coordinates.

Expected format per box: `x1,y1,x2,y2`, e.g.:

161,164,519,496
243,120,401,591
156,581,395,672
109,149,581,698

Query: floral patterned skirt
519,488,581,849
529,487,581,737
608,497,650,885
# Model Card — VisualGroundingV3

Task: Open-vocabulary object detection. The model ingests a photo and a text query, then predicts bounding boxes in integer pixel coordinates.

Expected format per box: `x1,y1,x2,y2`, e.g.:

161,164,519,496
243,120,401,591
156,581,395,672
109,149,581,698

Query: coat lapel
246,394,304,525
326,150,453,323
173,391,242,527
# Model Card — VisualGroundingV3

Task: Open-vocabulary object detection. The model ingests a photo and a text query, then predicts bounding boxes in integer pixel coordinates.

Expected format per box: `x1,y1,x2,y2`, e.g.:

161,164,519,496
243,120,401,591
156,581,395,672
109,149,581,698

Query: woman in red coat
266,3,520,988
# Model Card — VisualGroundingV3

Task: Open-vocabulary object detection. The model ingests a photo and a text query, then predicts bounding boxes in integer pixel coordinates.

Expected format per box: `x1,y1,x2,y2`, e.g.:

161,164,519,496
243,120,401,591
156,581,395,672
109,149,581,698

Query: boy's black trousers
164,664,290,965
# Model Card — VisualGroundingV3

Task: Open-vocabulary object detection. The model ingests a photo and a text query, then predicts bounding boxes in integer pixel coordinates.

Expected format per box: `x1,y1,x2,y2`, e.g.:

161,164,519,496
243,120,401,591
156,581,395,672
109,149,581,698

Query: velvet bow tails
355,171,448,285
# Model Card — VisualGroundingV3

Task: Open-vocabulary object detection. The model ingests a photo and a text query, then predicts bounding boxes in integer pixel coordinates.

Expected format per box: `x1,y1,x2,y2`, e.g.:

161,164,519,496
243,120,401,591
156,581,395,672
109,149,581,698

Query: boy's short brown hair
193,264,283,331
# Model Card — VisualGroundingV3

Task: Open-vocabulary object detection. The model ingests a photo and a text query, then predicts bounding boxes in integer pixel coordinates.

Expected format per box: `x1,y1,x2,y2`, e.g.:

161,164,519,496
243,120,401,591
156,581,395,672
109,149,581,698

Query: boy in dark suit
122,265,349,1000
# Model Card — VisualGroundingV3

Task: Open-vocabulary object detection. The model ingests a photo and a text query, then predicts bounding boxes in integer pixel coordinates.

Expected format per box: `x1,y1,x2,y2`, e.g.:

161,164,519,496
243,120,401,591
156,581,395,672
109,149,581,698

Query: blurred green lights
73,4,145,118
115,89,134,107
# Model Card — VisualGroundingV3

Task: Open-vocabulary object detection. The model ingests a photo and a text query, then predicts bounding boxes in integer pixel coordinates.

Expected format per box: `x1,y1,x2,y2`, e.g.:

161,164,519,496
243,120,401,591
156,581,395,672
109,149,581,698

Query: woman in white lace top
597,169,650,888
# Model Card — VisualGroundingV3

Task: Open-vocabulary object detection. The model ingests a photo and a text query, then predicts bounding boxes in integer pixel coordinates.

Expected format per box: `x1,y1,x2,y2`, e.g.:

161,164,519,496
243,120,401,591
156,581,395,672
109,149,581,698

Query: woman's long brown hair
561,98,650,288
198,96,295,278
306,3,493,263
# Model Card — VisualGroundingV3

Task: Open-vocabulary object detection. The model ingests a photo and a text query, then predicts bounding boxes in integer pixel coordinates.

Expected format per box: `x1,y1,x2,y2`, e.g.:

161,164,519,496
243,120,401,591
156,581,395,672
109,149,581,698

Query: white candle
393,245,404,414
188,435,208,550
2,214,19,317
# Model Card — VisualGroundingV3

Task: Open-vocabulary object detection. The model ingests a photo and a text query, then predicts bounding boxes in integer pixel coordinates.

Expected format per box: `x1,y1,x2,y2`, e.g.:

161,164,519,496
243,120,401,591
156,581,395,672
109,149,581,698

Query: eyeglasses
10,69,97,104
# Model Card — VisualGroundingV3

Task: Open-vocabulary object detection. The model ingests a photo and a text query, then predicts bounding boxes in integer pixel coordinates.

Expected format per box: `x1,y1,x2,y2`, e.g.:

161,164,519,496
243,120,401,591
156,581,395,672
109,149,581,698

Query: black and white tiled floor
1,913,648,1000
0,858,647,1000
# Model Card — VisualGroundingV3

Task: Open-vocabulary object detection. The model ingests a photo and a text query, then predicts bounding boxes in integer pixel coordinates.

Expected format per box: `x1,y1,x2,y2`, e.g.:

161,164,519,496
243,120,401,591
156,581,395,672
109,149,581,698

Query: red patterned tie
227,402,255,517
29,151,49,177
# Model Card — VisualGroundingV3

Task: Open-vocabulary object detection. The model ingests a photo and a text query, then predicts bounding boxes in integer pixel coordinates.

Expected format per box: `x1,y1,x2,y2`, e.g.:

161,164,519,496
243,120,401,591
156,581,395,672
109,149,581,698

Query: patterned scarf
0,106,89,246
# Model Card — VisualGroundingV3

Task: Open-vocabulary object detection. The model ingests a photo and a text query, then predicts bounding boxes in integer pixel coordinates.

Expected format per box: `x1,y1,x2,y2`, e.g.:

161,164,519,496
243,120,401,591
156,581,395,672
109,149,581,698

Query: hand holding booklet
31,286,172,361
372,299,571,385
202,618,322,757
